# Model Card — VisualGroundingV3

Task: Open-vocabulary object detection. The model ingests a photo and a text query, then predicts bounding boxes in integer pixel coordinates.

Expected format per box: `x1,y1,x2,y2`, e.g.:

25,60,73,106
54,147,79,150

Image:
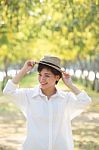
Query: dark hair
37,63,62,84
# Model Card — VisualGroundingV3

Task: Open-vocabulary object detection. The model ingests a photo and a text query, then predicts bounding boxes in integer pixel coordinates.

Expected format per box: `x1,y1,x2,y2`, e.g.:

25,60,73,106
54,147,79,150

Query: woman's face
38,68,60,90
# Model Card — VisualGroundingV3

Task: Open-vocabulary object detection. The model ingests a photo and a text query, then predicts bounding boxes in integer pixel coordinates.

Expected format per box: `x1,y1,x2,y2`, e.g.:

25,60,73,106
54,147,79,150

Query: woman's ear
56,75,60,81
55,75,61,84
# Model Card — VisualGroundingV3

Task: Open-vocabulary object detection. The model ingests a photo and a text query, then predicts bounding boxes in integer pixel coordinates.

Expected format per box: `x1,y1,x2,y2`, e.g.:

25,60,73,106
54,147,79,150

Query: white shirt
3,80,91,150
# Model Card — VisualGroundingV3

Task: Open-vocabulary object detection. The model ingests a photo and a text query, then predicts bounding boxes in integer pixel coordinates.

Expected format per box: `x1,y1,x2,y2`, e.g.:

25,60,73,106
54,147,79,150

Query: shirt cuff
76,90,91,102
7,79,19,88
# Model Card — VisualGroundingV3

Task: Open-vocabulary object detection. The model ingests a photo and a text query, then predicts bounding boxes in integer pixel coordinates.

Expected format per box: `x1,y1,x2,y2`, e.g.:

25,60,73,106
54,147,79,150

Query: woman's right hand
21,60,36,74
12,60,36,84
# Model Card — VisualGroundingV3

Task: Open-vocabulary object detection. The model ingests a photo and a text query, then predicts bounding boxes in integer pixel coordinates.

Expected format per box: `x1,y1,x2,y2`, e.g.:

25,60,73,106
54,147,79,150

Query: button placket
48,100,53,150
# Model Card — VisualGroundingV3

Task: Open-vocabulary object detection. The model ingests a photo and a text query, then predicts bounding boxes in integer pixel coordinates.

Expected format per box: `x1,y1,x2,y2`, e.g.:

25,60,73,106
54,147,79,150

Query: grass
0,72,99,150
20,72,39,87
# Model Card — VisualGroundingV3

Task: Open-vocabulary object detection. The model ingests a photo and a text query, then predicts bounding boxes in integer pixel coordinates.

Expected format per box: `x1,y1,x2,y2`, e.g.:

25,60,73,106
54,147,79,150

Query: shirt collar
31,85,40,98
31,85,65,99
31,85,48,98
54,89,66,98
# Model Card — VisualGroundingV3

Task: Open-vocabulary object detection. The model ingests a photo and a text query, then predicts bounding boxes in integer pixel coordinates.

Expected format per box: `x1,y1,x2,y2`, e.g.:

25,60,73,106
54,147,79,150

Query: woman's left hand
62,71,73,88
62,71,81,94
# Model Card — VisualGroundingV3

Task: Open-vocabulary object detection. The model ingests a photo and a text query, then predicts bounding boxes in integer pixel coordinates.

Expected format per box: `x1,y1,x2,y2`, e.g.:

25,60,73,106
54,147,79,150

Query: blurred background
0,0,99,150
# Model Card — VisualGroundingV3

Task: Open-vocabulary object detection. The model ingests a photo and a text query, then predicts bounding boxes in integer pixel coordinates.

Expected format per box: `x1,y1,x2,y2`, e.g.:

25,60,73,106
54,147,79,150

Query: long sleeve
67,90,92,120
3,79,29,116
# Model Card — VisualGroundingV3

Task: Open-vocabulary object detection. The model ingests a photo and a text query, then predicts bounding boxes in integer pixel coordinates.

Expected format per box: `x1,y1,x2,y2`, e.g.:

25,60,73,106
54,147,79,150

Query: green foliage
0,0,98,69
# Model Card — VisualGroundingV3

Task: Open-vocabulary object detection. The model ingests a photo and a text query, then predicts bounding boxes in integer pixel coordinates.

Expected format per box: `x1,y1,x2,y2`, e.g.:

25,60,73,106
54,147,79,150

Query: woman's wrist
20,67,27,76
12,68,26,84
68,84,81,95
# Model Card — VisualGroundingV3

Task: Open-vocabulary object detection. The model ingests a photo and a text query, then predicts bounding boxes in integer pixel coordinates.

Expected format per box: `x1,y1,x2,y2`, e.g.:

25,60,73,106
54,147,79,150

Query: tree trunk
1,57,9,91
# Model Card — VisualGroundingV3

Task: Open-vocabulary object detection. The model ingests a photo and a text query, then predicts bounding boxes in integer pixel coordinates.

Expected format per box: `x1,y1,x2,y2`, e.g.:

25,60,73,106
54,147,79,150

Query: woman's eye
38,73,52,78
45,75,50,78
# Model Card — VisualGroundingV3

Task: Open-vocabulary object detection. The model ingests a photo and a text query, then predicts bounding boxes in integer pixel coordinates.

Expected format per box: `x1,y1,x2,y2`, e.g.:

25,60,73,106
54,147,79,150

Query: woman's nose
40,76,46,82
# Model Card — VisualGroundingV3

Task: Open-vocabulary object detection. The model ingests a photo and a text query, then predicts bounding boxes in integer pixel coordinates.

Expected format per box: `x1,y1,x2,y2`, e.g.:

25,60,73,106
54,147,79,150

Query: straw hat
39,55,61,72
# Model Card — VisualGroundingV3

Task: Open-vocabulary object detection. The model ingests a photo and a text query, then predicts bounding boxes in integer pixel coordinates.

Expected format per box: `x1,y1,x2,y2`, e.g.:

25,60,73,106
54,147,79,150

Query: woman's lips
40,83,47,86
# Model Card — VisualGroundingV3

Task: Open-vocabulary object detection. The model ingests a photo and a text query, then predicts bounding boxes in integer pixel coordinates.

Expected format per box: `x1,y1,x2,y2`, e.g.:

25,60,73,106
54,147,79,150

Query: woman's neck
41,87,56,99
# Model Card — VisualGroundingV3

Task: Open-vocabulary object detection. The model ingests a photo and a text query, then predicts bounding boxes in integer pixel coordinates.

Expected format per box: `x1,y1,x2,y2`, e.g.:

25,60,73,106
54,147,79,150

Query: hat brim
37,61,62,73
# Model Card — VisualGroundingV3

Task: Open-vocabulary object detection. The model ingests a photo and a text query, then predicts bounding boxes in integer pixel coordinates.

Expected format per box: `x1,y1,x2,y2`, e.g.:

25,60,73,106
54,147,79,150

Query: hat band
39,61,60,69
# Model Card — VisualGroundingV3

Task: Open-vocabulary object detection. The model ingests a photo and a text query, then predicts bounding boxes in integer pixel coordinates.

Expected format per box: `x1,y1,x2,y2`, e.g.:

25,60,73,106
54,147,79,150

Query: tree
0,0,98,88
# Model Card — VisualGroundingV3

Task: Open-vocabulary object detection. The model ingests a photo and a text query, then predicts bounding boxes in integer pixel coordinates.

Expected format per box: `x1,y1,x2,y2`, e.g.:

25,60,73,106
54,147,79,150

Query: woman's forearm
67,84,81,95
12,68,26,84
62,71,81,95
12,60,35,84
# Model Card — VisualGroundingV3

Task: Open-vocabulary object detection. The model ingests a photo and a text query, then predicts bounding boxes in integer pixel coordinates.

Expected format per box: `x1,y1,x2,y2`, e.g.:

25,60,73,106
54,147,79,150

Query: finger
27,61,36,67
27,62,32,67
62,71,70,77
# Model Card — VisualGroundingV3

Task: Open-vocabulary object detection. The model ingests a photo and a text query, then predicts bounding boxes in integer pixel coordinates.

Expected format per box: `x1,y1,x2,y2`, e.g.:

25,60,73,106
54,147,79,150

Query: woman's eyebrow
44,72,53,76
38,73,52,76
44,73,53,75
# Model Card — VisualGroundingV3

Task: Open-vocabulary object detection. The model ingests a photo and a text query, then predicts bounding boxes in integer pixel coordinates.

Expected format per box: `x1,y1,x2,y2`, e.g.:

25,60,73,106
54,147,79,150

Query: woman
3,55,91,150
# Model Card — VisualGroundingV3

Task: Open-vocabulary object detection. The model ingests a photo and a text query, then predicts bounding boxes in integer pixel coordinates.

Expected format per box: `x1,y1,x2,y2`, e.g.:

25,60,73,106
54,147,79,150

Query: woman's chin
40,84,48,89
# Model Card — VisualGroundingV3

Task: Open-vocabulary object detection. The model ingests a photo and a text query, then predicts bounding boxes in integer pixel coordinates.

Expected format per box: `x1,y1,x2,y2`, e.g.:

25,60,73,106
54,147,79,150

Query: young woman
3,55,91,150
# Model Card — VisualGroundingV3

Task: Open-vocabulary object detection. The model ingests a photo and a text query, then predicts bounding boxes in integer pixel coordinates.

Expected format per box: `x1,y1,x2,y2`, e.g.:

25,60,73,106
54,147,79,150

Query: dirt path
0,116,26,150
